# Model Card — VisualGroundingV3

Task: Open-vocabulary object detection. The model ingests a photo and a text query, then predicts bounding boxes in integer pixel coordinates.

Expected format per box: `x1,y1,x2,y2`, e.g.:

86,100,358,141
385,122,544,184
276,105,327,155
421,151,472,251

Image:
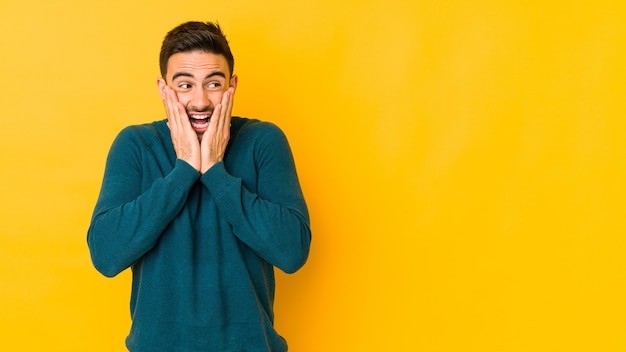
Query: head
157,21,238,138
159,21,234,79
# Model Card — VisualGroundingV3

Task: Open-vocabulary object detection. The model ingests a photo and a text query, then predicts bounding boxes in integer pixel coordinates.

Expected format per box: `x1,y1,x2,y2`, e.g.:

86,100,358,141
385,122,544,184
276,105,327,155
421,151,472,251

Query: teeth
191,119,208,126
189,115,210,129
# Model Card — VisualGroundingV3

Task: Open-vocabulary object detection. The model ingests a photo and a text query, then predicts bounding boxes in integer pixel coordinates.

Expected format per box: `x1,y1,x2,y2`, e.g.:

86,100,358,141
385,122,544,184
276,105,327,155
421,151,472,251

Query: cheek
209,91,224,104
175,92,193,107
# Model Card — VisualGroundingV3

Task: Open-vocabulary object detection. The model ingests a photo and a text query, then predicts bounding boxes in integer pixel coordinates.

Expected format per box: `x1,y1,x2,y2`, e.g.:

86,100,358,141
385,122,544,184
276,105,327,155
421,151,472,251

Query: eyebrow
171,71,227,81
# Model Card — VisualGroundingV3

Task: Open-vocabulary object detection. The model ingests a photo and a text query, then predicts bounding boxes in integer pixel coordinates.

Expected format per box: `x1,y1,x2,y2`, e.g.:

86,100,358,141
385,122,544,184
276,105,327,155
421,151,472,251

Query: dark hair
159,21,235,79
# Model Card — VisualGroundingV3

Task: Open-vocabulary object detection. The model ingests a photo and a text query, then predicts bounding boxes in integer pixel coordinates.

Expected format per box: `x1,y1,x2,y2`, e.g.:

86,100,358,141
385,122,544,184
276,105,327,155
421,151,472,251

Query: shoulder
114,120,169,147
232,117,287,142
229,118,294,163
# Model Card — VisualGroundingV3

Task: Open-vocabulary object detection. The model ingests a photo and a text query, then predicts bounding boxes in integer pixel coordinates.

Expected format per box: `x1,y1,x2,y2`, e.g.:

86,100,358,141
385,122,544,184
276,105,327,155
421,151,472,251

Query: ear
229,75,239,91
156,78,167,99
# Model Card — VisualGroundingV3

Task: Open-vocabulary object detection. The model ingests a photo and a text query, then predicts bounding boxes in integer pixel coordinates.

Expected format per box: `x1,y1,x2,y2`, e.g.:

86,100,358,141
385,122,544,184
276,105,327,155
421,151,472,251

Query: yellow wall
1,0,626,350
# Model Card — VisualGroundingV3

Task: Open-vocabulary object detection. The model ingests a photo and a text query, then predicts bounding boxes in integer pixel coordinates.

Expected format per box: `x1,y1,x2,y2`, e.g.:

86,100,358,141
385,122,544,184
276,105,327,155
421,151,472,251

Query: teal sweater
87,117,311,351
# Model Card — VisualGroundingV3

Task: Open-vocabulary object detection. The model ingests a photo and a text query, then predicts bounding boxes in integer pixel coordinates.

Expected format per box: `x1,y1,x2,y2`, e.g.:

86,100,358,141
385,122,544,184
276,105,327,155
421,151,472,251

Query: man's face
158,50,237,138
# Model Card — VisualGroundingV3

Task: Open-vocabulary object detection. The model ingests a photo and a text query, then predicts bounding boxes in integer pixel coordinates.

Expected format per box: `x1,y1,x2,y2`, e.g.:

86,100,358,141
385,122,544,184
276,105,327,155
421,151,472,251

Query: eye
178,83,192,89
207,82,222,90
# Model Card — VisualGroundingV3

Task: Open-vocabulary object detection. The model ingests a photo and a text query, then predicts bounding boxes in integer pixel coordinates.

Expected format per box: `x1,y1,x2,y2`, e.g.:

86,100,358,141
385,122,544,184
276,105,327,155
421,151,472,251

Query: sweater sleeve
200,123,311,274
87,127,200,277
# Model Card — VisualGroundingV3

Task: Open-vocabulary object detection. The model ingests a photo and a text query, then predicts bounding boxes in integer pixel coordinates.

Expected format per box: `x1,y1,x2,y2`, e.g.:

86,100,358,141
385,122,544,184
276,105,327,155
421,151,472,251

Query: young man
87,21,311,351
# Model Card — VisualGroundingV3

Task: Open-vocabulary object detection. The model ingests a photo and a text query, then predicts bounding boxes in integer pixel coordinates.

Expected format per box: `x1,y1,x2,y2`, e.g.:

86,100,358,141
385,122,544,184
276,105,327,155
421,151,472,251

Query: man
87,21,311,351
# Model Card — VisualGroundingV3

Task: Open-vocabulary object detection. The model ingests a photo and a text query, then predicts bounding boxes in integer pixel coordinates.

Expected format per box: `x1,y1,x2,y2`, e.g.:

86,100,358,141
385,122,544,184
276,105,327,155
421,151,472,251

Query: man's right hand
161,84,202,172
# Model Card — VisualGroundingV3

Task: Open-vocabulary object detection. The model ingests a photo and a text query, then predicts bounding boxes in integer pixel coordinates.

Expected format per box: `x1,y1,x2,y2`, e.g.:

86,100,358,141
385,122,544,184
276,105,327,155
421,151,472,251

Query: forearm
87,159,200,277
201,162,311,273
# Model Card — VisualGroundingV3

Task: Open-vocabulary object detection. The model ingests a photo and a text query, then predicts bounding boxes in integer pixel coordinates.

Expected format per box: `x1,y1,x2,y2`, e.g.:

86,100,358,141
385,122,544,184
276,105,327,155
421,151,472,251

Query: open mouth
189,115,211,132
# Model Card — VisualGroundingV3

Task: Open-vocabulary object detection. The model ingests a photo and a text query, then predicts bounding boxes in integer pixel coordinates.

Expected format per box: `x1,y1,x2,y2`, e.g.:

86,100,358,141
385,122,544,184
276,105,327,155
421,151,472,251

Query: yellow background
1,0,625,350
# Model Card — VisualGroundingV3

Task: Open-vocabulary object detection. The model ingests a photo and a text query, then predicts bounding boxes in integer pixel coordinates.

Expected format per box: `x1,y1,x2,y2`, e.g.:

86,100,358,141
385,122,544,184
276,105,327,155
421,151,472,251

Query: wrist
201,161,217,174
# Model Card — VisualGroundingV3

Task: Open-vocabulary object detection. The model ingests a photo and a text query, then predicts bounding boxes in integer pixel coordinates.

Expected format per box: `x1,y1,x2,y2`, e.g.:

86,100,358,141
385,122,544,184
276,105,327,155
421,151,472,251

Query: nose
188,87,211,111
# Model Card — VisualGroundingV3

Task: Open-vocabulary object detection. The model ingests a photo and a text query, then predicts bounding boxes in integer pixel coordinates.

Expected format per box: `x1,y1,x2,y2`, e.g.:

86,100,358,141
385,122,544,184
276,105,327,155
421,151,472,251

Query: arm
201,123,311,274
87,128,200,277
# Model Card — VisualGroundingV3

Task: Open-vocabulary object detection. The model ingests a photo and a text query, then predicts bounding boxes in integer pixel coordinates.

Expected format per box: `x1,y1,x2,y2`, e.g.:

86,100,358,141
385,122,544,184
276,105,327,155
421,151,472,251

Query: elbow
279,255,308,274
277,229,311,274
92,258,124,278
89,250,126,278
87,231,126,278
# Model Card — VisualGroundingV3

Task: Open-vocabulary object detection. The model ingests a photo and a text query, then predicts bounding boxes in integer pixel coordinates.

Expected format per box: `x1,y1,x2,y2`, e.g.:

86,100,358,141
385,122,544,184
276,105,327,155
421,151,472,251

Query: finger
217,89,232,134
163,87,178,124
168,88,182,127
224,87,234,126
225,86,235,113
217,91,229,133
165,87,189,132
211,102,223,132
